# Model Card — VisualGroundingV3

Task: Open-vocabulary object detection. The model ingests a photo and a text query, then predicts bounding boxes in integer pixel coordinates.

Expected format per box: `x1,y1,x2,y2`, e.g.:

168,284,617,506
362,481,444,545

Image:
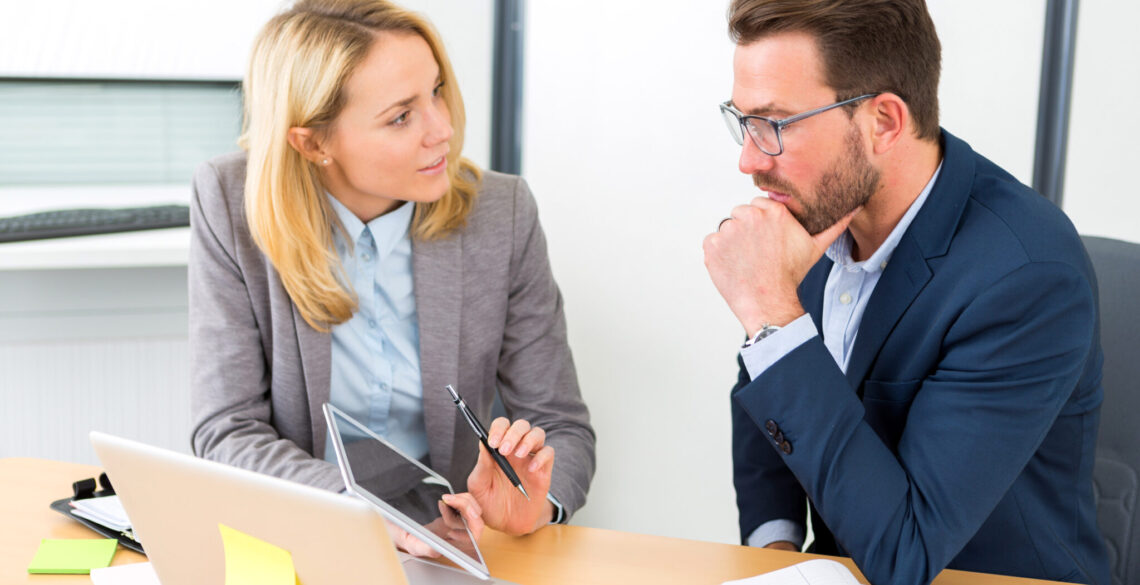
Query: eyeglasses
719,94,877,156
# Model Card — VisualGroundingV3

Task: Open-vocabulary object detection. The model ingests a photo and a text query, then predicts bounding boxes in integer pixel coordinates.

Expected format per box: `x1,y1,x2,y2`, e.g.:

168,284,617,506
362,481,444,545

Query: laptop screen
325,404,488,577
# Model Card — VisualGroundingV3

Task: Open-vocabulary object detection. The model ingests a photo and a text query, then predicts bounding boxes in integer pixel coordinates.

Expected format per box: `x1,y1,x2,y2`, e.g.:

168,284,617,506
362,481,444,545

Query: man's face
731,32,879,235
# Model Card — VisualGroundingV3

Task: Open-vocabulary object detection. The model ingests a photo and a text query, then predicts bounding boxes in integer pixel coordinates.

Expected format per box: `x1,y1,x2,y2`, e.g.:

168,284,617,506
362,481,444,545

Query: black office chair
1084,235,1140,585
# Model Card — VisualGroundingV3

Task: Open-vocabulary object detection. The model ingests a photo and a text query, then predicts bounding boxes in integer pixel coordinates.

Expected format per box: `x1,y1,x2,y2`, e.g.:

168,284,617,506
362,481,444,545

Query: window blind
0,80,241,185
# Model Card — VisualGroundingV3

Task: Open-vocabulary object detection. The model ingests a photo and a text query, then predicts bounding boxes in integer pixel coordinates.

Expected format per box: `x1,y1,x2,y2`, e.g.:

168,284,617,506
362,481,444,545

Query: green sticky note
27,538,118,574
219,524,298,585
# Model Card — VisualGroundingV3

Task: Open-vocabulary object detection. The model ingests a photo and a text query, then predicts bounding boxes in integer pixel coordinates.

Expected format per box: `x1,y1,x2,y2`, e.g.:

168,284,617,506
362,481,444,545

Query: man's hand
703,197,857,335
465,417,556,536
765,541,800,552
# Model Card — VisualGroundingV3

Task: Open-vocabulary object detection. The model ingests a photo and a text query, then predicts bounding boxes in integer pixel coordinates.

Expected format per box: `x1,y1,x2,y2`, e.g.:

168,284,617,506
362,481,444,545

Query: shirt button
880,260,888,270
839,292,853,305
361,252,373,262
368,320,377,329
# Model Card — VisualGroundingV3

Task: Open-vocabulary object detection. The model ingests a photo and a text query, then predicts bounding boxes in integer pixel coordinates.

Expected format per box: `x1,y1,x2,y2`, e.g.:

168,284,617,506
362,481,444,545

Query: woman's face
319,32,453,221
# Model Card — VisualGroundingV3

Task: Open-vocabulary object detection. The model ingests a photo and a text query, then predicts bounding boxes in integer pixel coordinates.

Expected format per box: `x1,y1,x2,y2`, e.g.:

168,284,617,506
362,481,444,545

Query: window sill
0,185,191,271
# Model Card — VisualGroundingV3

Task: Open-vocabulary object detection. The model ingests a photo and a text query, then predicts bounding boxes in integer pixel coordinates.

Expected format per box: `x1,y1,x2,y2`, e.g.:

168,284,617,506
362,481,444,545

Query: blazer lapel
844,129,975,389
294,303,332,457
845,237,932,388
799,258,832,332
412,232,462,477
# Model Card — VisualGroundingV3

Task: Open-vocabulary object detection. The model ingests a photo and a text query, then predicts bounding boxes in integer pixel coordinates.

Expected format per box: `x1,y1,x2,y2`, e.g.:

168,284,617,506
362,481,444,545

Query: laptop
323,403,518,584
90,432,505,584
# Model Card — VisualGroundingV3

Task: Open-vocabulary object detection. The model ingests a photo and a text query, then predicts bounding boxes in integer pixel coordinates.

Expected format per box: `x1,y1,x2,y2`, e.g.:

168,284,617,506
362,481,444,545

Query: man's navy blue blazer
731,130,1110,585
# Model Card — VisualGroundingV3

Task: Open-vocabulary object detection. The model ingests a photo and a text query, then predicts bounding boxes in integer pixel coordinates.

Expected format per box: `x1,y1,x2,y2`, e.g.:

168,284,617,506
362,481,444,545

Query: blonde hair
240,0,482,331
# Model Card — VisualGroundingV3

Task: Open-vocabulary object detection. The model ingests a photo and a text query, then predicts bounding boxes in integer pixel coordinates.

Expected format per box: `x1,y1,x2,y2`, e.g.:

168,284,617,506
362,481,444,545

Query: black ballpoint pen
445,384,530,500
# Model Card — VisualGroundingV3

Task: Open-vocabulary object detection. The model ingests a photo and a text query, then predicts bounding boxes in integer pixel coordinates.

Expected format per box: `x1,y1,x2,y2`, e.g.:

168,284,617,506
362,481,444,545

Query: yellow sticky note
218,524,300,585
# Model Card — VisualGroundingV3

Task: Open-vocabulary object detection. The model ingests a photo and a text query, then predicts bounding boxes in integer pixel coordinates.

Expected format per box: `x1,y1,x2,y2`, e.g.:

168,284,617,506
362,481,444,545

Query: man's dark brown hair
728,0,942,142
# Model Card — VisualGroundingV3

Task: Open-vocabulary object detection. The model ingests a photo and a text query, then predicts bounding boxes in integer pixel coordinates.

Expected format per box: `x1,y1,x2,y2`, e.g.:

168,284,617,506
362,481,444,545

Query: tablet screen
324,404,488,576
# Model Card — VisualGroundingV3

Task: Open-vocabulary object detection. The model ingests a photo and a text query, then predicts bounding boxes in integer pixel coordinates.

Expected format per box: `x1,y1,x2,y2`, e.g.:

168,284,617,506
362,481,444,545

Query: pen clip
446,385,490,439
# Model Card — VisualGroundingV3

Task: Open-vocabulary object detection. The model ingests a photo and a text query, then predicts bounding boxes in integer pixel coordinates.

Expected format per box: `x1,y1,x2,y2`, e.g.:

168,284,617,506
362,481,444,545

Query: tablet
323,402,491,580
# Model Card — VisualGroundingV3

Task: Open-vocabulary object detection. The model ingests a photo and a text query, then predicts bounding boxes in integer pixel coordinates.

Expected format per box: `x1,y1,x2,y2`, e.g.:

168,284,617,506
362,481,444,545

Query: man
702,1,1110,584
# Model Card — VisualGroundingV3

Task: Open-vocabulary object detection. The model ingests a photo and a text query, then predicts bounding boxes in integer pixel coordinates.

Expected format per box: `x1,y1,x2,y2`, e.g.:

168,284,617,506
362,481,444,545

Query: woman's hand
439,493,485,543
464,418,556,535
388,492,484,557
386,521,438,558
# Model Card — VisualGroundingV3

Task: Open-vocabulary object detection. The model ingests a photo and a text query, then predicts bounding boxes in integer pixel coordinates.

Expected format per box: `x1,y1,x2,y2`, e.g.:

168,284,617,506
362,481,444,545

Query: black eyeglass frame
719,93,879,156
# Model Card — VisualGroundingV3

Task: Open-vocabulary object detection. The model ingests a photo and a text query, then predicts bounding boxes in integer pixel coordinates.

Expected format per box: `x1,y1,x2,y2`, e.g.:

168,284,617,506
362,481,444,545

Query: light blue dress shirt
739,162,943,549
321,196,429,463
318,196,568,524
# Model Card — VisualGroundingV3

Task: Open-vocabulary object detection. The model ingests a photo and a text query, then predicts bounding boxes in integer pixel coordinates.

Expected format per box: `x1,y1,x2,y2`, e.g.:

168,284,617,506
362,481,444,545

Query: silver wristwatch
742,323,782,348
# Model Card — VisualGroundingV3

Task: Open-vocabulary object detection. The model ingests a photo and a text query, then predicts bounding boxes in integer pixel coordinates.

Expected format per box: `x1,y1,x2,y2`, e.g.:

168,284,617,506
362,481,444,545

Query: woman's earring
321,158,330,166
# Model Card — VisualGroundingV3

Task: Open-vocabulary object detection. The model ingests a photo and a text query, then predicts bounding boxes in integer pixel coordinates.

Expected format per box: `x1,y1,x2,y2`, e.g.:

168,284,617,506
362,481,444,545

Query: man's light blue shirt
739,162,942,549
322,196,429,463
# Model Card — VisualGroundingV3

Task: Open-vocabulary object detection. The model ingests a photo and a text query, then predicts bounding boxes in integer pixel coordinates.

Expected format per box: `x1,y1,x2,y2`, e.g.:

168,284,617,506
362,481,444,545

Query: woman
187,0,594,544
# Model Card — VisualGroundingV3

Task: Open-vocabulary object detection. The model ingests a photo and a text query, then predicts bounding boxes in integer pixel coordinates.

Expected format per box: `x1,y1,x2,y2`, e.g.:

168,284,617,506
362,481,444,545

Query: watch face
743,325,781,348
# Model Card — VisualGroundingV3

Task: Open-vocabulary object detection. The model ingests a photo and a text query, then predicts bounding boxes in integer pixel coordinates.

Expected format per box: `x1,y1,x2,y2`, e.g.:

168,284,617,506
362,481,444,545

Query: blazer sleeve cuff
740,314,817,381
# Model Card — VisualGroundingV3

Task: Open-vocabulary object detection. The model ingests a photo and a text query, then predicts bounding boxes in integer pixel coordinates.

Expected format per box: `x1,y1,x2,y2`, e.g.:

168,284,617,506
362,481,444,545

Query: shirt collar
326,195,414,258
825,160,944,273
328,194,367,245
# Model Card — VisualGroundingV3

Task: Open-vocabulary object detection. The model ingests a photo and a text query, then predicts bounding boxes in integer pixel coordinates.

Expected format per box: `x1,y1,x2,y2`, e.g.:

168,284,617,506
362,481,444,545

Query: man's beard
753,126,880,235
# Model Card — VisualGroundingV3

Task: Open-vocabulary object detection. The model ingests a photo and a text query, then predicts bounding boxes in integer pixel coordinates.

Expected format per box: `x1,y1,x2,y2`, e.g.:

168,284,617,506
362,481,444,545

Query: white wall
929,1,1140,245
0,267,191,464
524,0,1140,546
522,1,746,545
0,0,281,81
928,1,1044,186
1063,1,1140,243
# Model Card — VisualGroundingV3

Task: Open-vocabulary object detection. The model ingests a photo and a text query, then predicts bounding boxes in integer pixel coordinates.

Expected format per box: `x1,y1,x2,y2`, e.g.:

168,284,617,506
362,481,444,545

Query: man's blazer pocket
860,378,922,449
861,378,922,402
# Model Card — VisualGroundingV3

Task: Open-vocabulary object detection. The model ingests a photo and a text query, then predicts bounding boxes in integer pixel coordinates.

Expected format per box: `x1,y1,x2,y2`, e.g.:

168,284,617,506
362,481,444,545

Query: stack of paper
71,495,132,532
721,559,864,585
90,562,161,585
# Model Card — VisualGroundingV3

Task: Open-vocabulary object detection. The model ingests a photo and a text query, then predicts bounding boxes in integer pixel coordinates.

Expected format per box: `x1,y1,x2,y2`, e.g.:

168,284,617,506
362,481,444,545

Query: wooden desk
1,458,1060,585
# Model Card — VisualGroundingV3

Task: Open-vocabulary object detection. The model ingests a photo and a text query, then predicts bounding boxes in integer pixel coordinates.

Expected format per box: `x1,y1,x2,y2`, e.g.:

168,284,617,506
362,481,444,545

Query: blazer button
780,441,793,455
773,431,785,444
765,420,778,437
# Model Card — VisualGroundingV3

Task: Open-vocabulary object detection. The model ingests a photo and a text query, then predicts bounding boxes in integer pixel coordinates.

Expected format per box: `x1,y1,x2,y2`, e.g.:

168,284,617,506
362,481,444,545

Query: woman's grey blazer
188,152,595,517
